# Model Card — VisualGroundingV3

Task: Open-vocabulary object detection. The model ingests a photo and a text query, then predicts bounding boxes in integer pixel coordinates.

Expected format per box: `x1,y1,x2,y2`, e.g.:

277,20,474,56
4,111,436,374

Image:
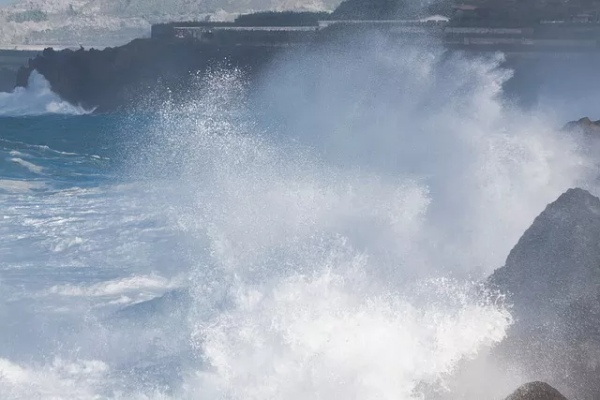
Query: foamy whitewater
0,41,594,399
0,71,90,117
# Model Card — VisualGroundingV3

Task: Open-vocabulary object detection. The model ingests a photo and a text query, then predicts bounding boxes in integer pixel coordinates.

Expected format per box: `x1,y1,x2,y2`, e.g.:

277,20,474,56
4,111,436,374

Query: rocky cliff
490,188,600,399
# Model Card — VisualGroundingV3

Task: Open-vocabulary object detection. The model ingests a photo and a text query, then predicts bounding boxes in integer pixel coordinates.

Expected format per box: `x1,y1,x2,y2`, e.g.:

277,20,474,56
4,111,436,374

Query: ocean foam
9,157,44,174
189,273,511,400
0,71,91,117
46,274,181,298
0,179,45,192
0,358,109,400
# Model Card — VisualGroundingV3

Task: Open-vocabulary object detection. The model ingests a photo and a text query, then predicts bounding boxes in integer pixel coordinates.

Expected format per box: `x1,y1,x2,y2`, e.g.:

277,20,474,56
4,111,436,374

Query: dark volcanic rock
0,67,17,93
490,188,600,399
16,39,280,112
505,381,568,400
562,117,600,135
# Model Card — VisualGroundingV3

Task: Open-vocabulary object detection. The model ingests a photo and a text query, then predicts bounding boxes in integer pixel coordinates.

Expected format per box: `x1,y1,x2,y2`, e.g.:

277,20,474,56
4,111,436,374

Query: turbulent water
0,72,91,117
0,42,595,399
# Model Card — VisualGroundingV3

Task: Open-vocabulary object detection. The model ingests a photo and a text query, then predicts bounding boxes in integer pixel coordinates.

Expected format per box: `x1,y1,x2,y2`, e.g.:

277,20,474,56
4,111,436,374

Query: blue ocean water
0,49,595,399
0,110,195,398
0,115,117,183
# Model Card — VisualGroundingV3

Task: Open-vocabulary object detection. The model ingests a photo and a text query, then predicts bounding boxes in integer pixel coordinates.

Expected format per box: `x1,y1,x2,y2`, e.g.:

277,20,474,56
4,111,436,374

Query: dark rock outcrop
0,50,39,93
490,188,600,399
505,381,568,400
16,39,280,112
0,67,17,93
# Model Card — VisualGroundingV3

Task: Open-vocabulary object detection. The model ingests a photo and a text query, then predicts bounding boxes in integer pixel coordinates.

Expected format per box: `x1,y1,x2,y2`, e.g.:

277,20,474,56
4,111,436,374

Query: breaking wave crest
0,71,91,117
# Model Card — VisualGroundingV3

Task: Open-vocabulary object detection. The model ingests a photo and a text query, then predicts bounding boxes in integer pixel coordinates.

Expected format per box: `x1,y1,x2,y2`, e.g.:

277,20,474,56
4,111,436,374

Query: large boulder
490,188,600,399
505,382,568,400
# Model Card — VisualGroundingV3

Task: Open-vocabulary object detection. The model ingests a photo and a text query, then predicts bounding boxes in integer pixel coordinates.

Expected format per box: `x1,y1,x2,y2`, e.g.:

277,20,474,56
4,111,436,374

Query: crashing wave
0,71,91,117
0,39,595,399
